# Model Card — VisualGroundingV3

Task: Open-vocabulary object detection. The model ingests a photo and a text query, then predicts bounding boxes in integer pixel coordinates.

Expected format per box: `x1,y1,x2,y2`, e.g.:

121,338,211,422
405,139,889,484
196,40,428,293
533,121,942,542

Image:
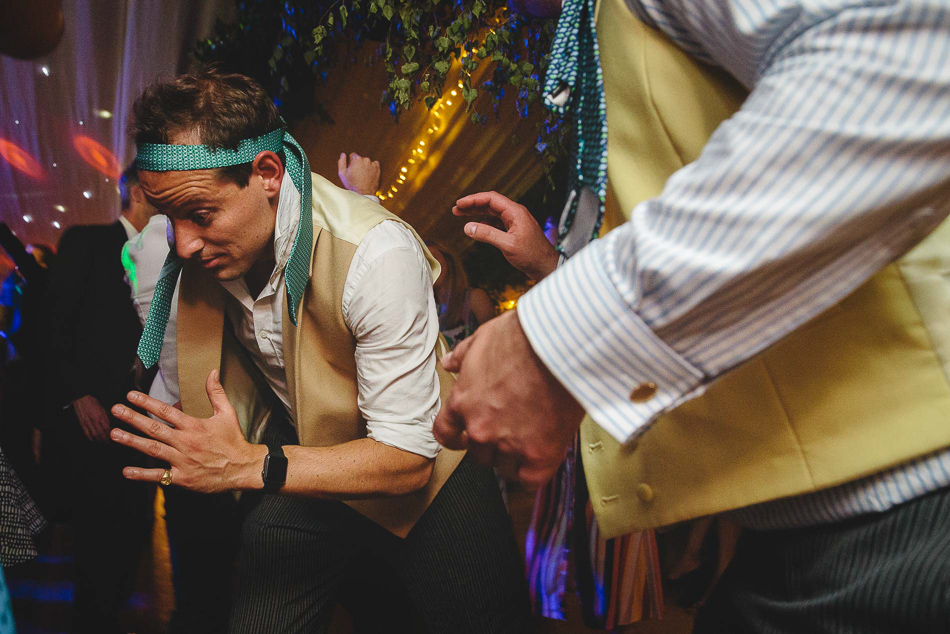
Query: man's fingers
111,427,180,463
206,369,236,419
433,401,469,450
125,391,190,428
441,335,473,372
464,222,513,251
122,466,174,484
111,404,178,445
337,152,347,177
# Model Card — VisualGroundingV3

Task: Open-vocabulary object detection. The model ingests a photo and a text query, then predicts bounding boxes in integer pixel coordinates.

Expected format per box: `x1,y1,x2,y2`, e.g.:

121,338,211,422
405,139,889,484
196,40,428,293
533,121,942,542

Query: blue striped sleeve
520,0,950,444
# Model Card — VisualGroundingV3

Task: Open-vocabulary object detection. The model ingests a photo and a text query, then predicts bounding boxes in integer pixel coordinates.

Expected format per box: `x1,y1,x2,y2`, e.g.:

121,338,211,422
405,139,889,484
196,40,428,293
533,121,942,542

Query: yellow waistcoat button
630,381,658,403
636,483,655,503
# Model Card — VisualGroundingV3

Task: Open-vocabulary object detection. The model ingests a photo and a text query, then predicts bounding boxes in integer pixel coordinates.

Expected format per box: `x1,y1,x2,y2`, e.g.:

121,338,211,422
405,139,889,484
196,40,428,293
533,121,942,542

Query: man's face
138,162,278,281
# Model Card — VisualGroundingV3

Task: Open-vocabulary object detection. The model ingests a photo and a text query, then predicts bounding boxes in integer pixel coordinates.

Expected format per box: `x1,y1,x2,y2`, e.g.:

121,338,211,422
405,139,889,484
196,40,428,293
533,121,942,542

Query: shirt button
636,483,655,503
630,381,657,403
260,331,269,340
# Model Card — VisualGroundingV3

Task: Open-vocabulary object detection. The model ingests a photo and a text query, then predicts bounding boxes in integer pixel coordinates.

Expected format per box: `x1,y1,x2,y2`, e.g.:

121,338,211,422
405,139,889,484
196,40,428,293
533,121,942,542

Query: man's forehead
137,168,225,203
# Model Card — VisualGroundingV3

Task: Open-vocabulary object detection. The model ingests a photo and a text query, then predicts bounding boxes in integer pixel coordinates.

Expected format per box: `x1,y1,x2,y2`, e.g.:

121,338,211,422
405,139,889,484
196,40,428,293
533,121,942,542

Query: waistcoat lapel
177,261,225,419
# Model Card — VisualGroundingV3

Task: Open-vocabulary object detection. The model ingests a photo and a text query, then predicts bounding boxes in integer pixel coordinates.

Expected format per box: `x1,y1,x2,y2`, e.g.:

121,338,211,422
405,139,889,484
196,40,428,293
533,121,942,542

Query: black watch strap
261,443,288,494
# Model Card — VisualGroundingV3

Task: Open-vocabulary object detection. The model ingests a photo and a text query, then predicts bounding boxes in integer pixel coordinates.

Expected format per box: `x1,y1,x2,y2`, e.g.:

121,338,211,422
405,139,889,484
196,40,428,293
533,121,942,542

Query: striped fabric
525,439,662,628
695,486,950,633
518,0,950,528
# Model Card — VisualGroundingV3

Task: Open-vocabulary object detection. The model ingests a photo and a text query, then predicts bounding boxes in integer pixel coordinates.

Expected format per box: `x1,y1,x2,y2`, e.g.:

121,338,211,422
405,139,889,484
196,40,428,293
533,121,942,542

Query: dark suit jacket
46,221,142,413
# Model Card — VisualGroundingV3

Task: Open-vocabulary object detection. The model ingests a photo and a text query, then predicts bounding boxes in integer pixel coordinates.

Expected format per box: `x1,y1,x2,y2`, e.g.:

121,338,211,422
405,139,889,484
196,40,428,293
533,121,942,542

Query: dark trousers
230,420,532,634
163,486,241,634
60,410,155,634
694,485,950,634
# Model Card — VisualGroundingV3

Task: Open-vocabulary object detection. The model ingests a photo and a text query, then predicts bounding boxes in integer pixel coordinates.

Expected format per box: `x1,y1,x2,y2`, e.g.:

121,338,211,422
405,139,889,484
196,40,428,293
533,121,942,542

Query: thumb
337,153,347,178
206,369,235,419
441,335,473,373
465,222,511,251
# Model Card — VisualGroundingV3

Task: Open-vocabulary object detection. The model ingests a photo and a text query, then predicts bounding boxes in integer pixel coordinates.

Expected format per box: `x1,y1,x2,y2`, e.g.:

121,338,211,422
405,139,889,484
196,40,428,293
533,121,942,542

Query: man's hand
338,152,381,196
433,310,584,487
73,395,112,443
453,191,559,282
110,370,266,493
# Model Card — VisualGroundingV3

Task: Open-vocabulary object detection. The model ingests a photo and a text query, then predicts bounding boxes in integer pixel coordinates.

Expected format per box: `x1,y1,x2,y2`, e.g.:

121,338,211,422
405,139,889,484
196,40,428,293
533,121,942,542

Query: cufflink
630,381,658,403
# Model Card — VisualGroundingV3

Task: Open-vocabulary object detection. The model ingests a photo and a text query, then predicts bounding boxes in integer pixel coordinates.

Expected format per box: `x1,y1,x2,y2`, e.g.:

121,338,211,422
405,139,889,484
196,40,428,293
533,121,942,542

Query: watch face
263,453,288,484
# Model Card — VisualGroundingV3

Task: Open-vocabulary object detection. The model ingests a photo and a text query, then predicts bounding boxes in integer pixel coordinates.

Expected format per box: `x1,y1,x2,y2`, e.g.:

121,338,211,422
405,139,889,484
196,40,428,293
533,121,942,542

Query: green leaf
421,80,430,91
523,77,537,90
304,50,317,65
463,86,478,105
382,4,394,20
268,56,278,71
395,78,411,92
273,46,283,61
436,36,451,52
327,14,334,27
401,62,419,75
477,47,487,59
369,1,377,13
510,72,523,87
403,44,416,61
425,96,438,109
491,50,503,62
282,35,295,47
472,0,486,17
340,5,348,27
434,59,450,75
521,62,535,74
313,25,327,44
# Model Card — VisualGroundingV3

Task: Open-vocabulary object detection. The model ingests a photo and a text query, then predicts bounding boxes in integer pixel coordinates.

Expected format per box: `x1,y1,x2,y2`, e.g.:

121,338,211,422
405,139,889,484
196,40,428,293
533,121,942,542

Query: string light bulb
401,167,408,173
54,204,65,212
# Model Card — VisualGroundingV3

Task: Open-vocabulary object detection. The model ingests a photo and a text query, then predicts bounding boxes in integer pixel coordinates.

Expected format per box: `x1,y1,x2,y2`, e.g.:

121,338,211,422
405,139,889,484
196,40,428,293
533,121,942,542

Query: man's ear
253,151,284,201
130,184,146,205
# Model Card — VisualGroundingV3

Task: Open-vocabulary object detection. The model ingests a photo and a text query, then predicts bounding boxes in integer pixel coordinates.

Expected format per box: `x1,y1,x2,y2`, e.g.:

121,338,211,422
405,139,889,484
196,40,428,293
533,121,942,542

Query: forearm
241,438,435,499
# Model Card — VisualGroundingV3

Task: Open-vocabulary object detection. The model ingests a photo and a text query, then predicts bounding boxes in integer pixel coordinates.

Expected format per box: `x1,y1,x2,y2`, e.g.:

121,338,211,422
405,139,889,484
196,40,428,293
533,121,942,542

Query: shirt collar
118,215,138,240
271,171,301,285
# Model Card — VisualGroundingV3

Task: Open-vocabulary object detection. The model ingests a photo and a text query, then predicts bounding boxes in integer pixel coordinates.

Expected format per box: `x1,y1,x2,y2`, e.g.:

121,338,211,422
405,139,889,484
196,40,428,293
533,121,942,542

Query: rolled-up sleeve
342,221,442,459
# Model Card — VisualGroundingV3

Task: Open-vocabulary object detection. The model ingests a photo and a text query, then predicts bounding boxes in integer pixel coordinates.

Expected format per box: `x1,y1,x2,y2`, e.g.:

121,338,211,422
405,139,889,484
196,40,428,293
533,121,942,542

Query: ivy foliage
195,0,568,171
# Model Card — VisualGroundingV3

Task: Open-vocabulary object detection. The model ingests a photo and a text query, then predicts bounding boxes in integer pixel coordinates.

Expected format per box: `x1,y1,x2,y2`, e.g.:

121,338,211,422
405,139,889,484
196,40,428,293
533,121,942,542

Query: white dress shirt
222,174,442,459
520,0,950,527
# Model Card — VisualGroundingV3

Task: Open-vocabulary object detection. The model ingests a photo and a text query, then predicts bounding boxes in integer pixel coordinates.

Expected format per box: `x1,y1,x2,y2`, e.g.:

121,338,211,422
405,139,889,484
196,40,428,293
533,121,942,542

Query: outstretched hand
453,191,559,282
338,152,381,196
110,370,266,493
433,310,584,487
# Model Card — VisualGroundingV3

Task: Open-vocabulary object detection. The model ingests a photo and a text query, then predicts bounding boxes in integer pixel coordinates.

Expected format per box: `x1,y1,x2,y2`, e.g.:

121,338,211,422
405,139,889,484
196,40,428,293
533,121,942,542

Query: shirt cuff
517,238,707,444
367,420,442,459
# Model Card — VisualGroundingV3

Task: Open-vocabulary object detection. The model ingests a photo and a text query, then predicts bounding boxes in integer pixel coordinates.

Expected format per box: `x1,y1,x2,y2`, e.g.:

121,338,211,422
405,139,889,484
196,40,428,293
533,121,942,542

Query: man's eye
192,212,211,226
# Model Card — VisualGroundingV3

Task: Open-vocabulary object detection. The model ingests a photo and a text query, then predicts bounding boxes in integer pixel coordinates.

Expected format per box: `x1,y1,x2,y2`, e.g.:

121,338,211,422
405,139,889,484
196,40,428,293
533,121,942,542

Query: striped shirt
519,0,950,528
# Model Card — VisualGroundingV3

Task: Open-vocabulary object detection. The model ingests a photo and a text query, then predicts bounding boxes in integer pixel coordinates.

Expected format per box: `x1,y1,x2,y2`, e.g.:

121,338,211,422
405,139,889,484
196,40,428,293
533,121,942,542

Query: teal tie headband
543,0,608,259
134,126,314,369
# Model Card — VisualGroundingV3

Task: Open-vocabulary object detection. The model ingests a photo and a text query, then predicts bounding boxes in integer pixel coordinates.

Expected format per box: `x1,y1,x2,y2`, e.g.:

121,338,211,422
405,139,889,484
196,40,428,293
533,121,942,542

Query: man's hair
130,68,284,187
119,163,139,210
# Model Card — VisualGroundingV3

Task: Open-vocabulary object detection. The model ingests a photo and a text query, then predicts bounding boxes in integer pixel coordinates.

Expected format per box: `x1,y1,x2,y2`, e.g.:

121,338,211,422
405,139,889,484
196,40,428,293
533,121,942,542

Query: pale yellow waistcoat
176,173,464,538
582,0,950,538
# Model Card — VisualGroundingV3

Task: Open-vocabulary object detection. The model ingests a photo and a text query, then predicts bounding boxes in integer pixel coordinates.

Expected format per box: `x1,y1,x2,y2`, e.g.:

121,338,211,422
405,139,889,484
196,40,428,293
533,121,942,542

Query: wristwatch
261,444,288,493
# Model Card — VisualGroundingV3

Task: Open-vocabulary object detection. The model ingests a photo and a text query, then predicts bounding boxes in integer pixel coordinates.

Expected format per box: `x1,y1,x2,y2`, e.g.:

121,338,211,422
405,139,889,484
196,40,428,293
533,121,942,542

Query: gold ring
160,468,173,487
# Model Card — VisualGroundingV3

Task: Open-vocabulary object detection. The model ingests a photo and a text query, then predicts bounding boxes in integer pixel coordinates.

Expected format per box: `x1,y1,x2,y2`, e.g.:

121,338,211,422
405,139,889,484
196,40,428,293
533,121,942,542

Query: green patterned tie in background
134,126,313,368
543,0,608,258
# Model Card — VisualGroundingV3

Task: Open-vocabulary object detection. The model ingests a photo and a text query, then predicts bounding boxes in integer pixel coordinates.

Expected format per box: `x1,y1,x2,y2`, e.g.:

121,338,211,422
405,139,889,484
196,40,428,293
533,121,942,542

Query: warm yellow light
445,100,453,106
401,167,408,173
408,159,416,164
427,128,434,134
451,90,457,96
458,81,463,88
419,141,425,146
387,193,394,198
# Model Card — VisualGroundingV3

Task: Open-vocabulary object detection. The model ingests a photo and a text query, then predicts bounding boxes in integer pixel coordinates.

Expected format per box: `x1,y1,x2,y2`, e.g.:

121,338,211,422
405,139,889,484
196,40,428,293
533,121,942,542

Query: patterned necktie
135,127,313,368
543,0,609,259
